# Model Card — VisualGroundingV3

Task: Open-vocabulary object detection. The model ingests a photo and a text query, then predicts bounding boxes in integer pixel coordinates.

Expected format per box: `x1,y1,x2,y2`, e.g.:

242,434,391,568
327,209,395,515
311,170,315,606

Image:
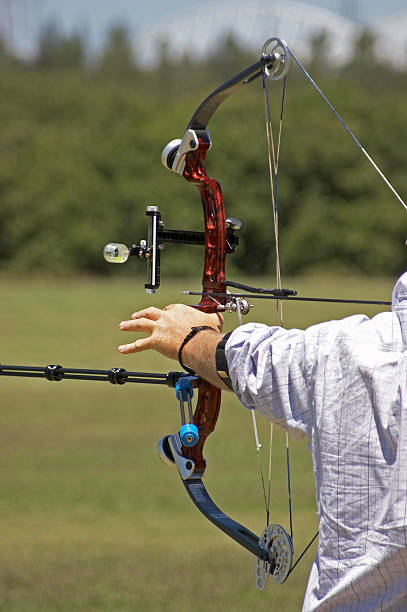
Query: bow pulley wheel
261,38,290,81
161,138,182,171
255,524,293,589
157,435,175,467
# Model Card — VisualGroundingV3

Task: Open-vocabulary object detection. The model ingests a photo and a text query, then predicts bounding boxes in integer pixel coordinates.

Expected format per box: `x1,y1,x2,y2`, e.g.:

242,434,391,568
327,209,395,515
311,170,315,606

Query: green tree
97,24,137,78
35,21,85,70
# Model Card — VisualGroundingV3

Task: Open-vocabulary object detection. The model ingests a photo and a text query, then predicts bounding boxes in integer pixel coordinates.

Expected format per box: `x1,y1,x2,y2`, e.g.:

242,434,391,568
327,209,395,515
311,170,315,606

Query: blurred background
0,0,406,278
0,1,405,610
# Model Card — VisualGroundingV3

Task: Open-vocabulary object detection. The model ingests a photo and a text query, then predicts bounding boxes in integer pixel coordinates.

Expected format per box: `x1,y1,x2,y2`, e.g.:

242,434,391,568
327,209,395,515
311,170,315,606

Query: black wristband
178,326,216,375
215,331,233,389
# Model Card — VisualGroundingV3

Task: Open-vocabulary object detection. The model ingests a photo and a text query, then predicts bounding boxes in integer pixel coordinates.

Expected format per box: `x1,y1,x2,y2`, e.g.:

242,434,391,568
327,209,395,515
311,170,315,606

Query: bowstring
262,71,322,567
264,73,293,540
263,73,285,324
249,44,407,572
248,72,294,537
287,47,407,213
236,293,271,524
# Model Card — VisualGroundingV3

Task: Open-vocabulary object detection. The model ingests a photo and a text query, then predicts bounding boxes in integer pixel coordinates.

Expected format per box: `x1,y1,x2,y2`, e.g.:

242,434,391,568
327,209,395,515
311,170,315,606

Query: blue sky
4,0,407,58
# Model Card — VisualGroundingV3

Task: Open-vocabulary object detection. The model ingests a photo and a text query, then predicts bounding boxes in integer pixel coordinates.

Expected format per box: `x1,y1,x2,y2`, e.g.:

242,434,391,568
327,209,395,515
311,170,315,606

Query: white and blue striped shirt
226,272,407,611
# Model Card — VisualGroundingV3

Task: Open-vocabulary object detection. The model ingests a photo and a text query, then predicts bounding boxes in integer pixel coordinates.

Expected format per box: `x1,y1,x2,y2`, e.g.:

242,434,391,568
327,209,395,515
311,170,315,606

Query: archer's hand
118,304,223,361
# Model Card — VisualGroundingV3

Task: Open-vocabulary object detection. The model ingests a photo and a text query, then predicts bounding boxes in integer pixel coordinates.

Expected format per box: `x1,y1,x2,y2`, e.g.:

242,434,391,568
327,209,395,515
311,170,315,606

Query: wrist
178,326,218,374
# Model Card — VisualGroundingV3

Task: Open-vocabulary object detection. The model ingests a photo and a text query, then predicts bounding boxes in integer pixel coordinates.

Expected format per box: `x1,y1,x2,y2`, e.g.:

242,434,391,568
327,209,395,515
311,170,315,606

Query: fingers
119,307,169,355
131,307,164,320
118,313,158,354
118,341,138,354
119,317,155,332
118,303,224,359
118,337,153,354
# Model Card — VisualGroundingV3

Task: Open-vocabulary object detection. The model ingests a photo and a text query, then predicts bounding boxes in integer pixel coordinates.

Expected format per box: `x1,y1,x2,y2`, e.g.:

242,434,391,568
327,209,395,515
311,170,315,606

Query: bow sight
103,205,241,294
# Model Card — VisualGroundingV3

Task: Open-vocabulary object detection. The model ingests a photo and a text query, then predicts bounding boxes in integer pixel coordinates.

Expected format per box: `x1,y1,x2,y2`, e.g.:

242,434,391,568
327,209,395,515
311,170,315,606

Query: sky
2,0,407,59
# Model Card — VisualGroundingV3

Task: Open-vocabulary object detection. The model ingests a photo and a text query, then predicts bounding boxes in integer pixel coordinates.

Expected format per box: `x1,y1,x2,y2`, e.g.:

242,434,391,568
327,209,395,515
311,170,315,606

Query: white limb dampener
255,524,293,589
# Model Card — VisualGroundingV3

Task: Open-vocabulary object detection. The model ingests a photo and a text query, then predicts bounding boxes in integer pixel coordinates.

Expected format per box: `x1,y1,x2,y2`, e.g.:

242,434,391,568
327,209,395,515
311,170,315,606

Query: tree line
0,24,406,280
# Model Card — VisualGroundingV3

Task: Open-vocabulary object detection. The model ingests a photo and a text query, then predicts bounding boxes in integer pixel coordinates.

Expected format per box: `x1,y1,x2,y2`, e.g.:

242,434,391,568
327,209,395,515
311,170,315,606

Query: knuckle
145,307,160,319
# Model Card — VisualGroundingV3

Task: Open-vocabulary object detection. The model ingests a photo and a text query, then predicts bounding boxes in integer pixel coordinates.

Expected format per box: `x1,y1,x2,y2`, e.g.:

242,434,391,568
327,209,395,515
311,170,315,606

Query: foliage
96,24,139,78
0,28,406,279
35,21,86,71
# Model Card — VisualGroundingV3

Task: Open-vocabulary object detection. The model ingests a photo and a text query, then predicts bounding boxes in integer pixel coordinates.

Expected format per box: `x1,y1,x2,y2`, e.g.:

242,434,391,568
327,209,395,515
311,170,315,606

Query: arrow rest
224,295,252,315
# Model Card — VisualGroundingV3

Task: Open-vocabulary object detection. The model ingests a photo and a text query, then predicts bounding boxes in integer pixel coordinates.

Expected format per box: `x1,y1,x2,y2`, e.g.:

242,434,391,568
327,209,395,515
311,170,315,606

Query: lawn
0,275,394,611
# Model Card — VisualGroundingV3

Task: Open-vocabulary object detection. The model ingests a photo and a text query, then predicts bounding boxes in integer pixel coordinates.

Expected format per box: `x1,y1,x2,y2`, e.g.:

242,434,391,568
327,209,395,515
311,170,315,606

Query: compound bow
104,37,296,586
103,34,404,586
2,36,402,589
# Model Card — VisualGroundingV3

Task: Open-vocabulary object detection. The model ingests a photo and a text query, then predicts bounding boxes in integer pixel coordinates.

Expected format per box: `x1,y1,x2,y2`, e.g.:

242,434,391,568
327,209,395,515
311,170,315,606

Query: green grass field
0,275,395,611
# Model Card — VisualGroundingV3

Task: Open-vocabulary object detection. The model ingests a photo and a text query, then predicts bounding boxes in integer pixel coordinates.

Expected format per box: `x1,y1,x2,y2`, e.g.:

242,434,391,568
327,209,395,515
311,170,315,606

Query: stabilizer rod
0,364,194,387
